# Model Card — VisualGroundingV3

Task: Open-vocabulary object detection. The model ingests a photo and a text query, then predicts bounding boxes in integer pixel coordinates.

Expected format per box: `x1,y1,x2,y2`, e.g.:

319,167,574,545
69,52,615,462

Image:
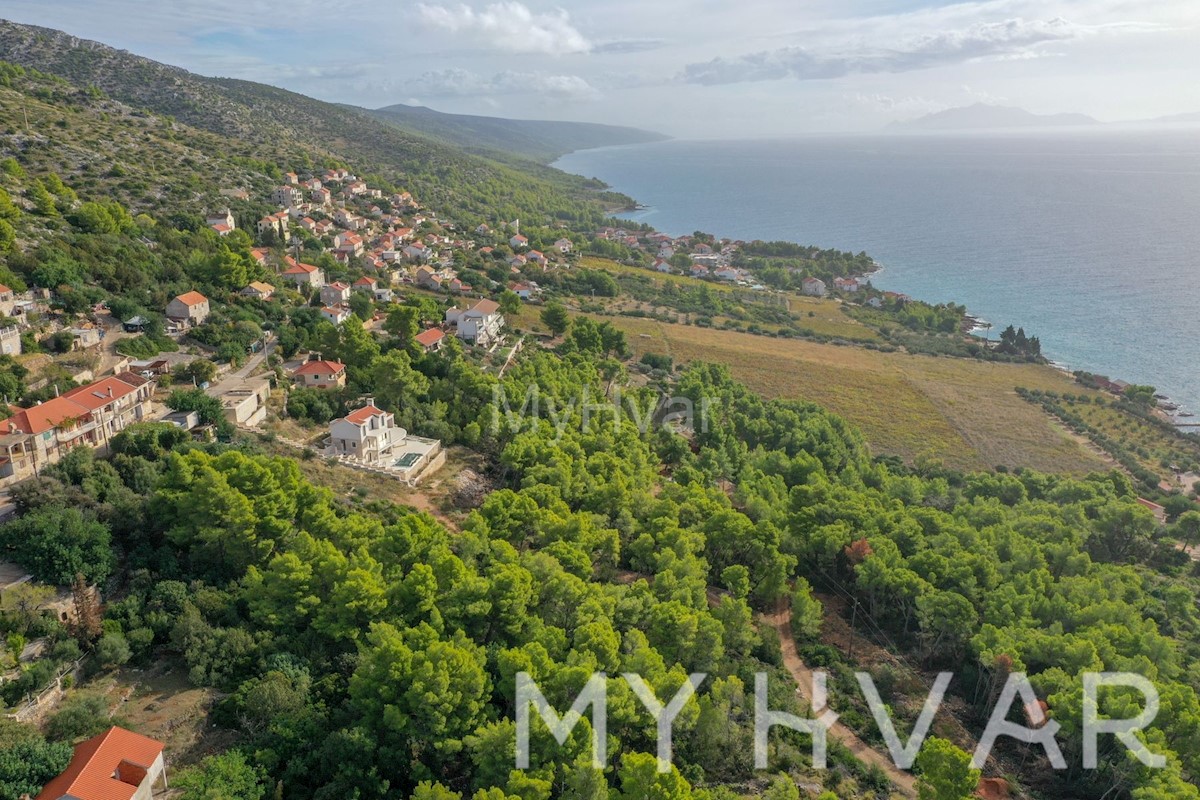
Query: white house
554,237,573,253
328,403,405,462
445,298,505,347
509,234,528,250
320,305,352,325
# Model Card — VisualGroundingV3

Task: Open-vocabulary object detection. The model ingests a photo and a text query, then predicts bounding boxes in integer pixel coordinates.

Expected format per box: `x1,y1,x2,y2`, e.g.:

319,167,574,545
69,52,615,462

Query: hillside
370,103,667,163
891,103,1099,131
0,19,633,228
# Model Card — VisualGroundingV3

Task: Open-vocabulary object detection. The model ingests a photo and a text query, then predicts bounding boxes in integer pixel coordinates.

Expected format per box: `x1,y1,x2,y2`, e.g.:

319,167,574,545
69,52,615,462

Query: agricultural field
1068,398,1200,480
604,315,1109,474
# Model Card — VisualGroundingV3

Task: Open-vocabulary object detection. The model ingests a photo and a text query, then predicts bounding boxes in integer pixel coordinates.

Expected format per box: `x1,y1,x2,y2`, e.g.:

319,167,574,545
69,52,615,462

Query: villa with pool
326,402,442,482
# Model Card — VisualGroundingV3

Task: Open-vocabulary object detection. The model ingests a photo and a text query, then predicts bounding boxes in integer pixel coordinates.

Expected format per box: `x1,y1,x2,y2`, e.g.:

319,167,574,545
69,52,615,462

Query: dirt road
764,602,918,797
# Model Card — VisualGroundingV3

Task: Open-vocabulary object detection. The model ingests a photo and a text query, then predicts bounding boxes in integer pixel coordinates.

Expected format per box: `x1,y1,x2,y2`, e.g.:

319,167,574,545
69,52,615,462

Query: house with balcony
445,298,504,347
292,358,347,389
0,372,154,484
327,402,443,480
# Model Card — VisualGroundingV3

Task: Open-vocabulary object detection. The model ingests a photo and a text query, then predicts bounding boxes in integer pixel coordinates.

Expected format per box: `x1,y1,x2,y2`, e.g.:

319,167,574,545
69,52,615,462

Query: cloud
414,68,598,99
592,38,666,55
681,17,1081,85
416,1,590,55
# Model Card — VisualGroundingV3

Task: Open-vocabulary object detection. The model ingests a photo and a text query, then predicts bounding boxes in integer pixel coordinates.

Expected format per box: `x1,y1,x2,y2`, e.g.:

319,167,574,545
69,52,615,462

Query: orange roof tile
62,377,139,411
414,328,445,346
294,360,345,376
36,727,163,800
344,405,387,425
173,291,207,307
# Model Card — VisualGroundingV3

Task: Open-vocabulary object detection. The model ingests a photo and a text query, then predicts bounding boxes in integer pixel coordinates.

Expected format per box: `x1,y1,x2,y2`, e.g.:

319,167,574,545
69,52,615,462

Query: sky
2,0,1198,136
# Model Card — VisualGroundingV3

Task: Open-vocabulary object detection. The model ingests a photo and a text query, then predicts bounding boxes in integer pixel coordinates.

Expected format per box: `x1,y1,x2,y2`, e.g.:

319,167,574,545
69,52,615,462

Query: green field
604,315,1109,474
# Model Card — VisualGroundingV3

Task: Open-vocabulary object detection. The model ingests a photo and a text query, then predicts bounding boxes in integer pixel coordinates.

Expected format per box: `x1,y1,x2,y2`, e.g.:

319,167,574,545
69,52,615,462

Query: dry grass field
604,315,1109,473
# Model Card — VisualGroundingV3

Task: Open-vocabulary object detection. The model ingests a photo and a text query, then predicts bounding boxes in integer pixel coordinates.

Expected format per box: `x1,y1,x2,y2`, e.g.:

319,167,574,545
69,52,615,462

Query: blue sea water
554,130,1200,413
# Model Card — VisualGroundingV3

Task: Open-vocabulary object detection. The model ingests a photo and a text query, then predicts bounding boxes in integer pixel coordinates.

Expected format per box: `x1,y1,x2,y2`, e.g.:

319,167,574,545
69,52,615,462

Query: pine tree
29,179,58,217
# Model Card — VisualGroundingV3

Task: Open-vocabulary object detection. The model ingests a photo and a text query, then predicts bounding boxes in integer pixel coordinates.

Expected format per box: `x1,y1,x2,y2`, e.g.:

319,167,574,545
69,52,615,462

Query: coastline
555,145,1197,426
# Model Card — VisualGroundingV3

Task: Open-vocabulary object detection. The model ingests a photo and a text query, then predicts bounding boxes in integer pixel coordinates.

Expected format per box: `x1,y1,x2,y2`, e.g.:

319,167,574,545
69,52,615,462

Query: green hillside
369,103,666,163
0,19,633,228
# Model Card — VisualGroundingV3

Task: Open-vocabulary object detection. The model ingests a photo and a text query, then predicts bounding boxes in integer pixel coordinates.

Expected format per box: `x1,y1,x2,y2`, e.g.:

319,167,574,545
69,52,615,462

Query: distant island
890,103,1099,131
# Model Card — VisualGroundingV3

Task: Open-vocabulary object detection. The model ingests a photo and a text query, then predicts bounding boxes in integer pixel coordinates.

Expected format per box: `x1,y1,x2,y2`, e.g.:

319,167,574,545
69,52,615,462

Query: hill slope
0,19,633,227
370,103,667,163
891,103,1099,131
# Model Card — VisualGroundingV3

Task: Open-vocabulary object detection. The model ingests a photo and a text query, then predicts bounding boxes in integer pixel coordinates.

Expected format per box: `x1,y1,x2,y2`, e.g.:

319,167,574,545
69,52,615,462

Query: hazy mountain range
891,103,1200,131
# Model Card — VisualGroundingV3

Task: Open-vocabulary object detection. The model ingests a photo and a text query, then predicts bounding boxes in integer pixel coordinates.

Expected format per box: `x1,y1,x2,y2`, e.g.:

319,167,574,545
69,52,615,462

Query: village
0,167,893,498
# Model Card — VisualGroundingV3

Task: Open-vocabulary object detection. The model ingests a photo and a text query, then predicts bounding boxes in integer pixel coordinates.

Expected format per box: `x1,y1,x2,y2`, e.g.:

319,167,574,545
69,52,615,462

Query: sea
554,129,1200,417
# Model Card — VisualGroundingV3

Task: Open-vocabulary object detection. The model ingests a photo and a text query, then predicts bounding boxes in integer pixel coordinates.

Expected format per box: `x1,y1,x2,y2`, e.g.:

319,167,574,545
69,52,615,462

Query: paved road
204,337,276,398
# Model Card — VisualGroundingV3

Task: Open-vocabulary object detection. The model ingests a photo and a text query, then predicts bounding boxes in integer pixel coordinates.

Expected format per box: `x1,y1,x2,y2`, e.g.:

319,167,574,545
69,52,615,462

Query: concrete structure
219,376,271,427
280,260,325,289
328,403,405,462
241,281,275,300
0,373,154,484
36,726,166,800
0,324,21,356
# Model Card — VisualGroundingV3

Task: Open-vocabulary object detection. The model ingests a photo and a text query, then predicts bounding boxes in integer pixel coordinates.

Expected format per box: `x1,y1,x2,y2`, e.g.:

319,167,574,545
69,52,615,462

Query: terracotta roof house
280,260,325,288
36,726,166,800
292,358,347,389
166,291,209,326
0,371,153,485
509,234,528,249
320,282,351,306
414,328,446,352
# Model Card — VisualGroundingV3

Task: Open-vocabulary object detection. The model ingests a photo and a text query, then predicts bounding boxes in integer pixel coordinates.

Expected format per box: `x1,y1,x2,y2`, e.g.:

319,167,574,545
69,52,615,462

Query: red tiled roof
61,376,139,411
471,299,500,315
36,726,163,800
283,262,319,275
353,277,375,287
173,291,207,307
344,404,387,425
414,328,445,347
0,284,11,293
294,360,345,376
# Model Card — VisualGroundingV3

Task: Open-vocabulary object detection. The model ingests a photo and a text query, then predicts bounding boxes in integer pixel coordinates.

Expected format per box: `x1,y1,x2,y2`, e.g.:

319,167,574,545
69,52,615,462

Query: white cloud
681,17,1082,85
416,1,591,55
414,67,598,99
